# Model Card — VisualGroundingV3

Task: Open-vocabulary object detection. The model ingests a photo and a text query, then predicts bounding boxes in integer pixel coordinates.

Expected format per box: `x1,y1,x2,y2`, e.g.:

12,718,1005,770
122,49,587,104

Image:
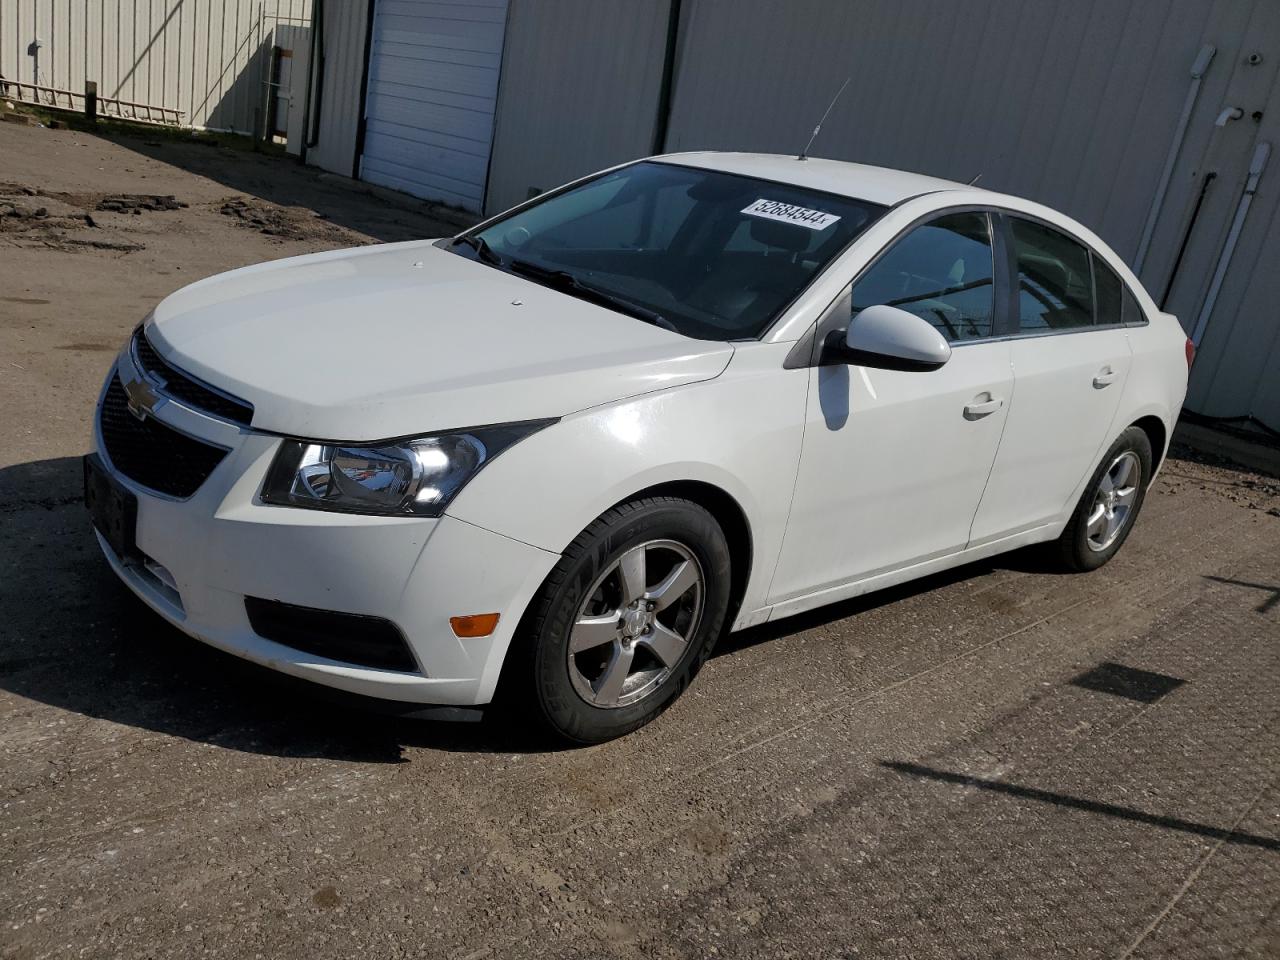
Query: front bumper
91,360,559,707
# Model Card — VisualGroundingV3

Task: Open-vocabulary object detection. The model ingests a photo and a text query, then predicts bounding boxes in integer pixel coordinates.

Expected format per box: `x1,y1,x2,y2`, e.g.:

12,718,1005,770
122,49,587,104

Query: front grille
244,597,419,672
99,375,228,497
133,327,254,426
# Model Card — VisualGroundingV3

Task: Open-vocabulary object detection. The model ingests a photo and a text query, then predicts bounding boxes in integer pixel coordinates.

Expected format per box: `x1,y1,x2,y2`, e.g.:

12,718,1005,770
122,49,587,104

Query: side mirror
822,304,951,372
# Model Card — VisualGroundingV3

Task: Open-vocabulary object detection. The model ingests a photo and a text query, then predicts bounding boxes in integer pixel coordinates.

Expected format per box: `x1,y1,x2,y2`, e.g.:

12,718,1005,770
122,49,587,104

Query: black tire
501,497,732,745
1053,426,1154,572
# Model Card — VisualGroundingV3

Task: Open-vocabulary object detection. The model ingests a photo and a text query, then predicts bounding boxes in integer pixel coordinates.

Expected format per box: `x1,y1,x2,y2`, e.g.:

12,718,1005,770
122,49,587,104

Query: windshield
452,161,885,340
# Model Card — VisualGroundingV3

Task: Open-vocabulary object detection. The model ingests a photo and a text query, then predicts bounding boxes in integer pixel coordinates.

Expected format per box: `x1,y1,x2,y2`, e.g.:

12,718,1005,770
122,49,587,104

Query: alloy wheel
566,539,705,709
1086,451,1142,552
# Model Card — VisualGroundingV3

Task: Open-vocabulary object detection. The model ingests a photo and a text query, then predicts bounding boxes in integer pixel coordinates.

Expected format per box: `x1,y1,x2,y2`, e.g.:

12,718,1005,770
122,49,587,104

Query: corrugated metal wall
1153,3,1280,423
662,0,1280,427
0,0,311,132
305,0,369,176
485,0,673,214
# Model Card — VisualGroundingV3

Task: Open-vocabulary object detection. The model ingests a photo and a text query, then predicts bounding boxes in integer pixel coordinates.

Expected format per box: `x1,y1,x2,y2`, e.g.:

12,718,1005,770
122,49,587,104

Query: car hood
146,241,733,440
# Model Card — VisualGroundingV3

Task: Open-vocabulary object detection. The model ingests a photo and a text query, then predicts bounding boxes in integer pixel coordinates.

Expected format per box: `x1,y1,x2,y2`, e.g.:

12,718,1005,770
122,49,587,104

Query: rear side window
1092,254,1123,326
1122,284,1149,326
850,212,995,342
1010,217,1094,331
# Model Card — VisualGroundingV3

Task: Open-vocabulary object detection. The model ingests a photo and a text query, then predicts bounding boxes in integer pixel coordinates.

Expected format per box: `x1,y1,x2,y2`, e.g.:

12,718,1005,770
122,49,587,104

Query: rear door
968,215,1133,545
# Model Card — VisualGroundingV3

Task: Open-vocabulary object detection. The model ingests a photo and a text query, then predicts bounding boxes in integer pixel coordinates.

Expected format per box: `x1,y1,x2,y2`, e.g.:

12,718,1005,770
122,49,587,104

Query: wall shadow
1203,575,1280,614
80,125,469,245
882,760,1280,852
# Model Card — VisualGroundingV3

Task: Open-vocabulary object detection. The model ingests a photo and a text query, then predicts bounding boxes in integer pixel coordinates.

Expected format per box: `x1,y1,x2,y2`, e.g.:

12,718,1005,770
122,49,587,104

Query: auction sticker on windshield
741,199,842,230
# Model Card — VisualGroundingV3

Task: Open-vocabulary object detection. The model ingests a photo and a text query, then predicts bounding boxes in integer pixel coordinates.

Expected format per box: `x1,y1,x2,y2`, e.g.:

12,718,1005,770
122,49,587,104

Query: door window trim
788,204,1012,368
997,211,1131,341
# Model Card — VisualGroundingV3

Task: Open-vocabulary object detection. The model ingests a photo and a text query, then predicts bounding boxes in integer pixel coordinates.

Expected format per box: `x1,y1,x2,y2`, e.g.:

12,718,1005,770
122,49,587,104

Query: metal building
299,0,1278,438
6,0,1275,436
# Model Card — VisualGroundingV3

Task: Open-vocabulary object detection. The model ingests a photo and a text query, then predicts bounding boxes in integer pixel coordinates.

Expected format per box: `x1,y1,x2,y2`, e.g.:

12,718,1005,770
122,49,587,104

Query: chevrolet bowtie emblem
123,377,159,420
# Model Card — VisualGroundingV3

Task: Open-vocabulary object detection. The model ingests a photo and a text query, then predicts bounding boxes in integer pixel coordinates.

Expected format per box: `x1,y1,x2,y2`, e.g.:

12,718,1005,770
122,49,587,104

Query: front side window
1010,217,1094,331
850,212,996,342
454,161,885,341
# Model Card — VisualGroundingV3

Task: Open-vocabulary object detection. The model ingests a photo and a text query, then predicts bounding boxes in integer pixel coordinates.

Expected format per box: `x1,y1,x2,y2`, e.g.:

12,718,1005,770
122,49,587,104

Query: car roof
656,151,975,207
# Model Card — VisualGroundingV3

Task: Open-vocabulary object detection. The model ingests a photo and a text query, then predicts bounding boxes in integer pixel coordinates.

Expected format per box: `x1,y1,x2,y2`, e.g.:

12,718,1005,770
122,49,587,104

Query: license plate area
84,453,140,563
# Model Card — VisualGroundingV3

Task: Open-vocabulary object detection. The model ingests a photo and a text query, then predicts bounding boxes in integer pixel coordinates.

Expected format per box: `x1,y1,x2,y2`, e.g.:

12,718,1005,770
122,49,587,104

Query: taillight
1185,337,1196,368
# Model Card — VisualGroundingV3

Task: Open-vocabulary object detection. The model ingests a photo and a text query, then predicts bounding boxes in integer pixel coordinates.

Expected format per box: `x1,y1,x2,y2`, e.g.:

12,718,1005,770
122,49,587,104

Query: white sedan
86,153,1191,743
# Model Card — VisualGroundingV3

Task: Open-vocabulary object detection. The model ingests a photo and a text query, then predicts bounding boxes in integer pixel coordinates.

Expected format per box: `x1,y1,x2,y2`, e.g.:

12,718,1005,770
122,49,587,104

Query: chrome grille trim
130,326,255,427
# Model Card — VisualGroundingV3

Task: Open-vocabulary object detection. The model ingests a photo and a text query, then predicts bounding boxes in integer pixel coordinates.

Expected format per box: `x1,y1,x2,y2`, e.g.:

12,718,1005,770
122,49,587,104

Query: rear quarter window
1121,283,1150,326
1092,254,1124,327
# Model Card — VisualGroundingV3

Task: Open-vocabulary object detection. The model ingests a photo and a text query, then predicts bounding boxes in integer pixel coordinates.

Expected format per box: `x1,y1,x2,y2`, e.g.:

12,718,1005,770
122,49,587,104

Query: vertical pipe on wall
351,0,376,180
299,0,323,161
1190,141,1272,347
651,0,683,154
1134,44,1215,273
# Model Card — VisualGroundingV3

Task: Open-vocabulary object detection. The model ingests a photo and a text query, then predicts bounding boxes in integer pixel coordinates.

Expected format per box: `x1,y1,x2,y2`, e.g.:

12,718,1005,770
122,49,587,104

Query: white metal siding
484,0,672,216
0,0,311,133
306,0,370,176
359,0,508,212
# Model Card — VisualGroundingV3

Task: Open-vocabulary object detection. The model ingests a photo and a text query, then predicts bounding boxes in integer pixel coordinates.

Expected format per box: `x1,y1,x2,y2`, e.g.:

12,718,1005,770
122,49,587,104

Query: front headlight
261,421,554,517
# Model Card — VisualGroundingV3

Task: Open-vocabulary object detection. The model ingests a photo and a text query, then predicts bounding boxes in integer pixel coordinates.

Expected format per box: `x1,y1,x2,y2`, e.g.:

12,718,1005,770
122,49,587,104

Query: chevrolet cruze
86,153,1191,743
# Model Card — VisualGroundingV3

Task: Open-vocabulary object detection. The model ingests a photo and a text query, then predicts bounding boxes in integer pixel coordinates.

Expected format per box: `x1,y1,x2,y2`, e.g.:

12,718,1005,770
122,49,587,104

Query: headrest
749,217,810,252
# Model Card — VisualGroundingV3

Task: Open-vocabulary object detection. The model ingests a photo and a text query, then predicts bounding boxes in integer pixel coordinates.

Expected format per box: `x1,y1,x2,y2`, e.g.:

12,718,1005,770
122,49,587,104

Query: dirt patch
1162,444,1280,511
218,196,371,245
96,194,187,214
0,181,172,253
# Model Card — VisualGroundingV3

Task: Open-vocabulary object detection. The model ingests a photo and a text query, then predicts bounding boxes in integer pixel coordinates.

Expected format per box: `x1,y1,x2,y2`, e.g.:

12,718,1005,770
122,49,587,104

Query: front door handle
1093,367,1118,388
963,395,1004,420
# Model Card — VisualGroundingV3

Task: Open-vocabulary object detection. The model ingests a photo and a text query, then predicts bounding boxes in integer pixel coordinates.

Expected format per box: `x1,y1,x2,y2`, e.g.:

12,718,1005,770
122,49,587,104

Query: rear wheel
505,497,731,744
1053,426,1153,571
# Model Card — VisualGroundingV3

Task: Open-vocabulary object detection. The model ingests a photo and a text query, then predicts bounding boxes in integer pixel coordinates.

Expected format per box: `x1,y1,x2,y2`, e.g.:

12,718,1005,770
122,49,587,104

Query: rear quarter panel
1119,309,1189,477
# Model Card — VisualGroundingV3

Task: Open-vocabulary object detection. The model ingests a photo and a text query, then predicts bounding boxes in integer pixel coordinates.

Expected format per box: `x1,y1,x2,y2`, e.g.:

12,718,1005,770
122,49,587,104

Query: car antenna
967,172,983,185
798,76,852,161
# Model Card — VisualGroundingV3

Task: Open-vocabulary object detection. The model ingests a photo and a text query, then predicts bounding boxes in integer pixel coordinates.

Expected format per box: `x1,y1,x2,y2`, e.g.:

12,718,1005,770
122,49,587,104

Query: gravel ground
2,121,1279,960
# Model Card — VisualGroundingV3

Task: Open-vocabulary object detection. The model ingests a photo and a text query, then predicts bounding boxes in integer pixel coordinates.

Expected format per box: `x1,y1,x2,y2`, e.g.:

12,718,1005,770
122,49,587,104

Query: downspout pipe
300,0,325,162
1134,44,1216,274
1190,140,1271,347
652,0,683,154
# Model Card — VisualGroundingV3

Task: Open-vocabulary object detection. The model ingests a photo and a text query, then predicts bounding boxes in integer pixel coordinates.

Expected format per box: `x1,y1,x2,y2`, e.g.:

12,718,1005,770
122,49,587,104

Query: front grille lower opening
244,597,420,673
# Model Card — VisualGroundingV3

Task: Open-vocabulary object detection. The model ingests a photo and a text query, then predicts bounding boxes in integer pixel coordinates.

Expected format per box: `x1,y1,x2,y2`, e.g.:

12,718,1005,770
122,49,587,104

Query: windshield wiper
451,234,503,266
507,258,675,331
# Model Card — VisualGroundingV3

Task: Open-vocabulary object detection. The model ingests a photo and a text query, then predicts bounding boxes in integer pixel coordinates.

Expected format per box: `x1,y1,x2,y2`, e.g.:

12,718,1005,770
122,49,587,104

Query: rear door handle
963,395,1004,420
1093,367,1118,388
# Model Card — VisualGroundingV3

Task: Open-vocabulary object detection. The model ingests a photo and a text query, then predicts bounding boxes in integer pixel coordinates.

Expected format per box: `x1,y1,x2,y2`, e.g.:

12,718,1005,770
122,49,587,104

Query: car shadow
0,456,550,762
2,455,1062,763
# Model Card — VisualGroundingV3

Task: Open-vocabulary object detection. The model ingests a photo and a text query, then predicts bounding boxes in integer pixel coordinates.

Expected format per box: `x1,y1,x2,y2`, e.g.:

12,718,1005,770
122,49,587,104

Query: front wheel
504,497,732,744
1053,426,1154,572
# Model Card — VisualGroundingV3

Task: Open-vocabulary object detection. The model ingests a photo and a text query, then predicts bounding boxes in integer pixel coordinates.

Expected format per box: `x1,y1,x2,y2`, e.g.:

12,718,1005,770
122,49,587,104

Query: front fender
446,342,807,628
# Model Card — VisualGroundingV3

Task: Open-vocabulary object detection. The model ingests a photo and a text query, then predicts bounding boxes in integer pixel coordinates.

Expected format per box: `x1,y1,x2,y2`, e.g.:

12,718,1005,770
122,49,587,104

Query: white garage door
360,0,509,212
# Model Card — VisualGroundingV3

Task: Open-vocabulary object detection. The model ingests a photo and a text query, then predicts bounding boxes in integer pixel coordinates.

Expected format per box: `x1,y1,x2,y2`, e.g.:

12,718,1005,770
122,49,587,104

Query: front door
769,211,1013,605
